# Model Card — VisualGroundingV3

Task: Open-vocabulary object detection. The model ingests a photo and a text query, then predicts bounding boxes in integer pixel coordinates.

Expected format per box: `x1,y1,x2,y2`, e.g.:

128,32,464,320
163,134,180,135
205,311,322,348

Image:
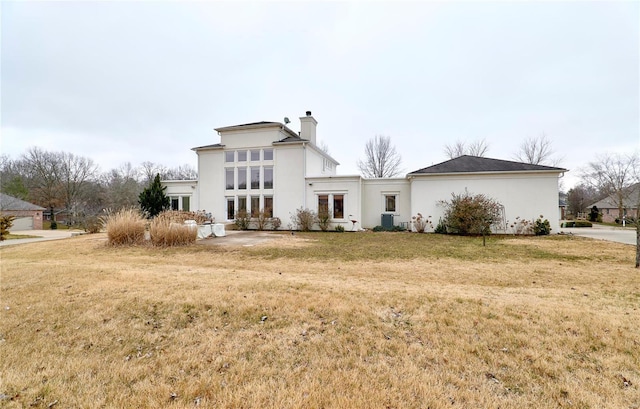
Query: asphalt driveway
559,223,636,245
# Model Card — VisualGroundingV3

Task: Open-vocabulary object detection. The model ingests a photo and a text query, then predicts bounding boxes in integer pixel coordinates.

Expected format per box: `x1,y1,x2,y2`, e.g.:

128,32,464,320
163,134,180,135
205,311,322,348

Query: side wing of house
162,180,198,212
361,178,411,229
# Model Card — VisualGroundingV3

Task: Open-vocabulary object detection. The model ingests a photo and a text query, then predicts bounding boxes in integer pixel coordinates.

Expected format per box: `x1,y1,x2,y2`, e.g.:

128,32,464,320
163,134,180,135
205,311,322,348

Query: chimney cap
306,111,312,116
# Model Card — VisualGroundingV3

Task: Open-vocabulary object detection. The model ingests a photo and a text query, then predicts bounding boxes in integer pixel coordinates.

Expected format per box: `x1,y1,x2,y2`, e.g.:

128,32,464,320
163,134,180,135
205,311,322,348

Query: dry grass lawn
0,232,638,408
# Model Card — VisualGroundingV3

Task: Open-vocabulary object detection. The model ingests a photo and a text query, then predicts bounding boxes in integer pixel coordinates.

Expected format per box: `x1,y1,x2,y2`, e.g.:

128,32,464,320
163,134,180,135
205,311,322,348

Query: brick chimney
299,111,317,144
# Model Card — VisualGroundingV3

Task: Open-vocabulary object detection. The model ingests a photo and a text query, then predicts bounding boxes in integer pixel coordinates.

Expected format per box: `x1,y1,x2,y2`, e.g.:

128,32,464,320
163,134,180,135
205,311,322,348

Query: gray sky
2,1,638,189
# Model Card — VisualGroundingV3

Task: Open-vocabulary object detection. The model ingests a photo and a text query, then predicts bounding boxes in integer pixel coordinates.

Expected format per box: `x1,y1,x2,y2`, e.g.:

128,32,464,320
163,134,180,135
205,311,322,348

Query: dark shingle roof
408,155,567,175
589,183,640,209
272,135,309,144
0,193,46,211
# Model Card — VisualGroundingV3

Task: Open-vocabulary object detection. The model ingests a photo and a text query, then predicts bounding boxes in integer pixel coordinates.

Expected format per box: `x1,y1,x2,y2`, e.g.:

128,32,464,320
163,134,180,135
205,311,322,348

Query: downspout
302,143,307,209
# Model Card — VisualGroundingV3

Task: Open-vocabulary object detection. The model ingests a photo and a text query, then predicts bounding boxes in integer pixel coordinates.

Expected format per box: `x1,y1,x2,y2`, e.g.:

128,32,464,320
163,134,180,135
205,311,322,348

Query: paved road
559,223,636,245
0,229,84,247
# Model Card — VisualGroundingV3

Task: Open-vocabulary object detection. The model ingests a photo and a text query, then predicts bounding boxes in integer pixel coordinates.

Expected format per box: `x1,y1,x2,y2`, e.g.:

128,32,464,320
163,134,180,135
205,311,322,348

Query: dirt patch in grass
0,233,638,408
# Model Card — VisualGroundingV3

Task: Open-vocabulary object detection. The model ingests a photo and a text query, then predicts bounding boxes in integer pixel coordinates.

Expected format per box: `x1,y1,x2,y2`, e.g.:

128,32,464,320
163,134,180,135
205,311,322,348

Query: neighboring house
588,183,639,223
164,112,567,232
0,193,45,230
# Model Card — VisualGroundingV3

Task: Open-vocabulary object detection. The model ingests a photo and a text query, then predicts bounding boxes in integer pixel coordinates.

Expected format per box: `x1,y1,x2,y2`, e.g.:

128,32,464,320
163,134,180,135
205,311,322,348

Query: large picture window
264,196,273,217
225,168,234,190
182,196,190,212
318,195,329,215
227,198,235,220
333,195,344,219
264,167,273,189
251,196,260,217
238,167,247,190
251,167,260,189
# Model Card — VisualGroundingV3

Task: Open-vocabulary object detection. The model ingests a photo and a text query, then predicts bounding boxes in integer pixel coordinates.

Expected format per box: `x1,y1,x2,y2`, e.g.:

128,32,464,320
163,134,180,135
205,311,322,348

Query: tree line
0,147,197,224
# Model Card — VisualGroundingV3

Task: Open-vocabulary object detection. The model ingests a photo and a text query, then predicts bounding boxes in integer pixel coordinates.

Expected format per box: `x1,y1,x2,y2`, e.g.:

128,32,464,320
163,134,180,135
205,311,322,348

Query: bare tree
443,139,490,159
317,141,330,155
139,161,168,184
100,163,143,211
357,135,403,178
164,164,198,180
59,152,99,221
514,133,561,165
566,184,601,216
21,147,63,219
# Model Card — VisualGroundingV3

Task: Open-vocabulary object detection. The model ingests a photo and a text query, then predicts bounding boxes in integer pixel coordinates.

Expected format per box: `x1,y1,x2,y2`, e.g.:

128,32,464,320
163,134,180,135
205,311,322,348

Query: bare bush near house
149,218,197,247
292,207,316,231
102,208,146,245
155,210,207,225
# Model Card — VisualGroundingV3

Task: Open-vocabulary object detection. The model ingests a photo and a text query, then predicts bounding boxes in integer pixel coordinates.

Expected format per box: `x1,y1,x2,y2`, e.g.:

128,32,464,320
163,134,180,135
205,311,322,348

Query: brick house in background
588,183,639,223
0,193,45,230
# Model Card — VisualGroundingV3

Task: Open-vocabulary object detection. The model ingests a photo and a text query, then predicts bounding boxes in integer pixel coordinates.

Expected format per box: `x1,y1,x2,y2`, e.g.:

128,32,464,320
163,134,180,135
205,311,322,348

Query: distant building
588,183,639,223
0,193,45,230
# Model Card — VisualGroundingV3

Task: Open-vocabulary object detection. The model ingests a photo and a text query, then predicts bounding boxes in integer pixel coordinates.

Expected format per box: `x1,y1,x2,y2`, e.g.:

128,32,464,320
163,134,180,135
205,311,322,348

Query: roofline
215,122,298,139
161,179,198,184
407,169,566,177
191,144,225,152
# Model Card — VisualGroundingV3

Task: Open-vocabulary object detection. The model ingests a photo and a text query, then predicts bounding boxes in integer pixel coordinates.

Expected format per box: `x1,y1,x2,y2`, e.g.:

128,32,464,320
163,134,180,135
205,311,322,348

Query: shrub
563,221,593,228
292,208,316,232
372,225,385,232
234,210,250,230
533,216,551,236
139,174,170,218
509,217,533,235
255,209,269,231
270,217,282,230
50,221,58,230
334,225,345,232
82,216,102,234
316,208,331,232
102,208,146,246
0,215,15,241
440,192,502,236
434,218,447,234
412,213,432,233
149,217,197,247
588,206,599,222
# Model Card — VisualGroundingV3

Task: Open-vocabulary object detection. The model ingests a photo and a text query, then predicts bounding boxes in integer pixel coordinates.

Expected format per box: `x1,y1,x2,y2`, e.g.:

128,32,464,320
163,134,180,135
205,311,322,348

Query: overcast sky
2,1,638,189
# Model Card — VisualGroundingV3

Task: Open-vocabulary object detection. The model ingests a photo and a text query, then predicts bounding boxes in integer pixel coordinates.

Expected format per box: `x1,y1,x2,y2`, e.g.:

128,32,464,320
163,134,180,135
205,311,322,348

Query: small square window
251,150,260,161
263,149,273,161
225,151,234,162
385,195,396,212
238,150,247,161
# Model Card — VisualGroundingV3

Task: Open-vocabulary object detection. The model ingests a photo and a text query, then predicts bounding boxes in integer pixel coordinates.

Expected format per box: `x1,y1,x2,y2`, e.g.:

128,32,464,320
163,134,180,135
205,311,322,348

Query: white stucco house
163,112,567,232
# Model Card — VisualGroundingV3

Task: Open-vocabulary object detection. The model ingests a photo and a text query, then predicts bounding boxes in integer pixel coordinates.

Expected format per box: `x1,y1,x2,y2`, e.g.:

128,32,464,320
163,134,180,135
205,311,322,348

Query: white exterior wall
273,145,306,226
361,178,412,229
305,145,338,177
409,172,562,233
197,149,225,221
220,128,283,149
305,176,362,230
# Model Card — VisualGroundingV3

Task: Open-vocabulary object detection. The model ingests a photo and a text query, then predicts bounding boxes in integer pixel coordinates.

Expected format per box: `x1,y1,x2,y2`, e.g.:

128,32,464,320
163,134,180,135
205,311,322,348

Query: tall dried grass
156,210,208,225
149,218,197,247
102,208,146,246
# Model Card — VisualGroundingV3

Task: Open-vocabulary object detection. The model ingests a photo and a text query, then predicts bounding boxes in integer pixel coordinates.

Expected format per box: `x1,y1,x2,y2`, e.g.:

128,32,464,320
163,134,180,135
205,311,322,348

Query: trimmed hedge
563,221,592,228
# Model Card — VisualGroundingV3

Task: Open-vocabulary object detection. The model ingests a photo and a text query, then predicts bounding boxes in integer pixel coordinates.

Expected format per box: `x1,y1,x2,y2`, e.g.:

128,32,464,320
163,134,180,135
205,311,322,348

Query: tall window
225,168,234,190
238,150,247,161
251,196,260,217
385,195,396,212
182,196,190,212
318,195,329,215
263,149,273,161
238,196,247,212
238,167,247,190
227,198,235,220
264,196,273,217
225,151,234,163
251,150,260,161
333,195,344,219
264,167,273,189
251,167,260,189
171,197,179,211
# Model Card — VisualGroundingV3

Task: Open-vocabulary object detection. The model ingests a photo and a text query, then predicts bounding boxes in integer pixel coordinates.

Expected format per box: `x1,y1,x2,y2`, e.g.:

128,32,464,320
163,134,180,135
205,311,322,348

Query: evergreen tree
138,173,169,217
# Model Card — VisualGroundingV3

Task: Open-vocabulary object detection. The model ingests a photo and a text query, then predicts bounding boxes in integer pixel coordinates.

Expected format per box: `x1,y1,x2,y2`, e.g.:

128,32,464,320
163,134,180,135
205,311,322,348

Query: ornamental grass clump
102,208,146,246
149,217,197,247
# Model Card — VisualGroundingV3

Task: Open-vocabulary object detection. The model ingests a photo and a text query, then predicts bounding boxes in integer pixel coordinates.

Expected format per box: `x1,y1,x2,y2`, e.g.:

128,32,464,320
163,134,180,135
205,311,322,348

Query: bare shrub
102,208,146,246
235,210,250,230
292,208,316,231
316,208,331,232
509,217,533,235
256,209,268,231
149,217,197,247
270,217,282,230
155,210,207,225
412,213,432,233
